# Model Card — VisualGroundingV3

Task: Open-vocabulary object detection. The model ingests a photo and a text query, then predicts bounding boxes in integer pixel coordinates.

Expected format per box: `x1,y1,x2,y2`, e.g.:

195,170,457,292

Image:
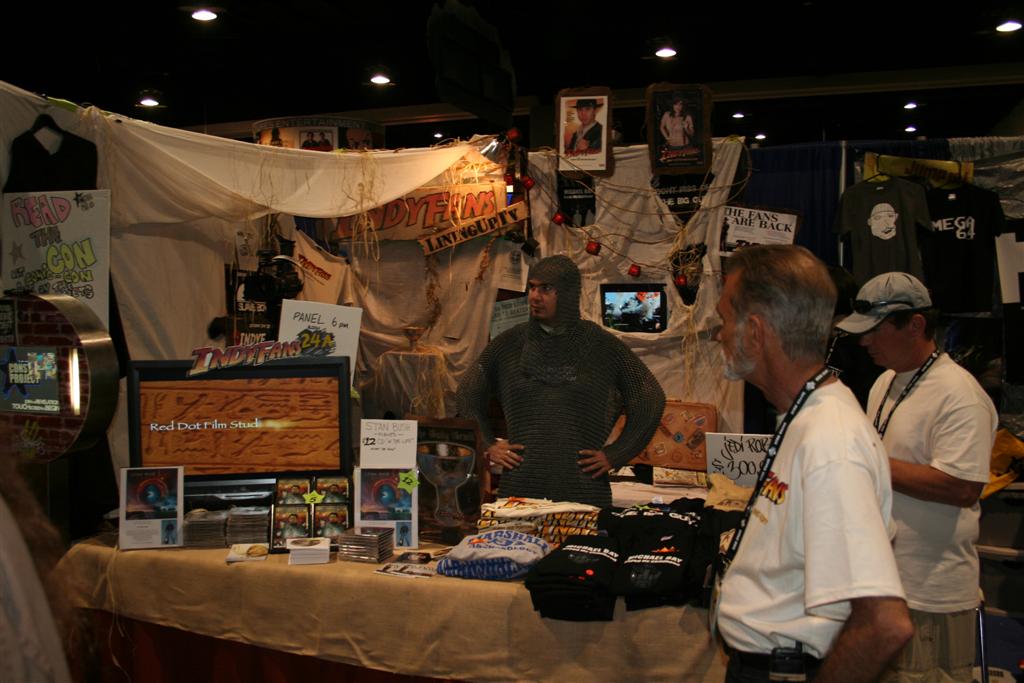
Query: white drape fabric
1,79,748,472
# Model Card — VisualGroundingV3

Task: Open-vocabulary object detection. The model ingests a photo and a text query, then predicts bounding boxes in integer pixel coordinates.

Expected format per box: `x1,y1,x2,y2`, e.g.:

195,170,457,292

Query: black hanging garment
3,114,98,192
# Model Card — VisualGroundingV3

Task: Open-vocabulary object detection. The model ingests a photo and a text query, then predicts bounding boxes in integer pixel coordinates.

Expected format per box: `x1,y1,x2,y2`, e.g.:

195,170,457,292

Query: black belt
726,647,822,670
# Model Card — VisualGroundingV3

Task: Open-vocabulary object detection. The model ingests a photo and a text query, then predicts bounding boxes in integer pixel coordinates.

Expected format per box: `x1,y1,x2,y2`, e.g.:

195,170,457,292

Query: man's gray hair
723,245,837,363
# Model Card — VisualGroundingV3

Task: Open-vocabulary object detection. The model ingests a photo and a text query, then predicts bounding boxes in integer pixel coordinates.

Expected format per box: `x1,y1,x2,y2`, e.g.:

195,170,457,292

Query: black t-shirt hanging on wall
921,184,1006,313
3,127,98,192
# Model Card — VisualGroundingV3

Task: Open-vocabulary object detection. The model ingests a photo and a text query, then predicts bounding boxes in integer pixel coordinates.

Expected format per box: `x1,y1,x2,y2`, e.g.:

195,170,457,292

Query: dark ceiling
2,1,1022,148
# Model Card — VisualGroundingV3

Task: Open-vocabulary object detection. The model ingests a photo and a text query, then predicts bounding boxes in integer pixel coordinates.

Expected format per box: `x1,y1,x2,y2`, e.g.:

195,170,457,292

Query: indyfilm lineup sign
337,182,507,241
418,202,527,255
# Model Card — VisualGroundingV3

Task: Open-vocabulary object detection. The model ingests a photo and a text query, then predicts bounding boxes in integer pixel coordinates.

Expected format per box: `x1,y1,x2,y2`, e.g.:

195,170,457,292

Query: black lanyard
873,350,940,438
721,366,833,568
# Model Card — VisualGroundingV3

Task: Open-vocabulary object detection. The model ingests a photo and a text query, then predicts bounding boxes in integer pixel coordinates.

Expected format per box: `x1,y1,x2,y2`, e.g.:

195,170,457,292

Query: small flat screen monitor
128,358,352,480
600,283,668,333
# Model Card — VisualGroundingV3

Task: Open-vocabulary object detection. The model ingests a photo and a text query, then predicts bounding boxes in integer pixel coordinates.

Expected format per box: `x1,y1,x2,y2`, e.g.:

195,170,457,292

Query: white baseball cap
836,272,932,334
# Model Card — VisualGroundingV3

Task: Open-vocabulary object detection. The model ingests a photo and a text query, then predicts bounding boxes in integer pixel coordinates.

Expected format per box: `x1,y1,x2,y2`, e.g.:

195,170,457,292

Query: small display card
359,419,418,468
704,433,771,488
118,466,184,550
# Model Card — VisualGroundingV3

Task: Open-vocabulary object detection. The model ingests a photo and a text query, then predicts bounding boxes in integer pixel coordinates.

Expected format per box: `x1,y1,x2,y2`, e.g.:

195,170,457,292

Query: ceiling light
996,20,1021,32
655,46,677,58
433,132,443,139
904,125,917,133
370,72,391,85
137,90,162,107
191,8,218,21
754,133,766,141
903,102,917,110
732,112,745,119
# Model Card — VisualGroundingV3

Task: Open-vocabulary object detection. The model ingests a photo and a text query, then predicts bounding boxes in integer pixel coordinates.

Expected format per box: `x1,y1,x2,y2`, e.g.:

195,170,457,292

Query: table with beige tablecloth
57,535,727,682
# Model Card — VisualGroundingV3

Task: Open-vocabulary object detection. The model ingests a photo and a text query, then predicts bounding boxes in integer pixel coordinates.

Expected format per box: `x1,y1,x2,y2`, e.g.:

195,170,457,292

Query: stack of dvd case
335,527,394,563
183,509,229,548
226,507,270,545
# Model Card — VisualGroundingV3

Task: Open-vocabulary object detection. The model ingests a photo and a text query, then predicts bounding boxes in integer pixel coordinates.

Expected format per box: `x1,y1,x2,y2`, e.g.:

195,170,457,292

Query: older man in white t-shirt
716,246,911,683
838,272,997,683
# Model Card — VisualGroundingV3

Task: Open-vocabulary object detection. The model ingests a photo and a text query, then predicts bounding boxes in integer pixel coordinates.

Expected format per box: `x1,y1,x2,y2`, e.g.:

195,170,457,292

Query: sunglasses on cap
851,299,916,314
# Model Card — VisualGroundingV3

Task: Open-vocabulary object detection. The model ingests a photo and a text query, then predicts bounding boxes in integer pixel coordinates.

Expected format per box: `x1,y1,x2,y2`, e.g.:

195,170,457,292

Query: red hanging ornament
506,127,521,143
674,273,688,287
585,241,602,255
552,211,568,225
628,264,642,277
522,176,536,190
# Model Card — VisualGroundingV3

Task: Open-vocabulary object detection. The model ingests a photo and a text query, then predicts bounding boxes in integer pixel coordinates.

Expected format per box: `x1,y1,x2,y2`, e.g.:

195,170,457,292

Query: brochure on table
119,466,184,550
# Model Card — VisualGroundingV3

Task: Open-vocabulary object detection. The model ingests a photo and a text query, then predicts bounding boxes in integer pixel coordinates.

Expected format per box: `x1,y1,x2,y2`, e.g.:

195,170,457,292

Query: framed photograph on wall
645,83,713,175
557,87,613,177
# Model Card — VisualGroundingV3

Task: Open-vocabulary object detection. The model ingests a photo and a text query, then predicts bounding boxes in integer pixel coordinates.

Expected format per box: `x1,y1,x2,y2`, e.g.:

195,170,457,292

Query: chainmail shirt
456,255,666,507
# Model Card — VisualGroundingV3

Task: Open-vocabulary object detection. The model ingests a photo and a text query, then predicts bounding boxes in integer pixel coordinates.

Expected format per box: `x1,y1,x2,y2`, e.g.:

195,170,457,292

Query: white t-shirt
718,382,905,659
0,495,72,683
867,353,996,612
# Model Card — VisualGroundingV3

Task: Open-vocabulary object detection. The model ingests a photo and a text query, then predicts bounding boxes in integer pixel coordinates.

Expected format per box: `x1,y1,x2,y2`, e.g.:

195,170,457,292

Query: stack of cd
226,507,270,545
286,537,331,565
183,509,229,548
335,527,394,563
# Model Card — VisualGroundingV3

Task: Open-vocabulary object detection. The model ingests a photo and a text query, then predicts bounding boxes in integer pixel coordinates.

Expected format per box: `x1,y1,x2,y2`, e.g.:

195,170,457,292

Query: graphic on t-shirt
759,471,789,505
931,215,976,240
868,203,898,240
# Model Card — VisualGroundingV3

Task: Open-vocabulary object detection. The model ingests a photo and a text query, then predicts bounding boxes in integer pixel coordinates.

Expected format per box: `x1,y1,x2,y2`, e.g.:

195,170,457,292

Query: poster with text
119,466,184,550
354,467,419,549
1,190,111,328
557,88,612,175
0,346,59,413
489,297,528,340
720,206,800,256
279,299,362,385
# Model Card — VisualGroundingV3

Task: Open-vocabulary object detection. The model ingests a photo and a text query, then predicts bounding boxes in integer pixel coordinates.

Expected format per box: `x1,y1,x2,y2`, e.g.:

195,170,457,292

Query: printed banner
418,202,528,256
337,182,507,242
278,299,362,385
721,205,799,256
1,190,111,328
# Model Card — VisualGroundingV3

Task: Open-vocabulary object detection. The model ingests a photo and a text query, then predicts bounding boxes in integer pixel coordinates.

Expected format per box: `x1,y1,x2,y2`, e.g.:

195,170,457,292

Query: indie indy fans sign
720,205,799,256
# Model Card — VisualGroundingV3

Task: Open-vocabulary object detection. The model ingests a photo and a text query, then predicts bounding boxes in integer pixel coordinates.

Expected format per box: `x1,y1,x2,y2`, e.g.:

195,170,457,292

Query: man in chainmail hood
456,255,665,508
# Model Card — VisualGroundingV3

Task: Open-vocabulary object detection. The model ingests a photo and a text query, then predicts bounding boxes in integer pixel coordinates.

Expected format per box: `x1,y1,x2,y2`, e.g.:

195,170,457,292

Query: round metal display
0,292,118,462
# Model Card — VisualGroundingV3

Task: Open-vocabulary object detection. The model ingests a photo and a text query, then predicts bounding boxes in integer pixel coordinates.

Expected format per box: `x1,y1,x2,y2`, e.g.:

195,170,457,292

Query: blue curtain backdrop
741,139,952,267
739,138,952,432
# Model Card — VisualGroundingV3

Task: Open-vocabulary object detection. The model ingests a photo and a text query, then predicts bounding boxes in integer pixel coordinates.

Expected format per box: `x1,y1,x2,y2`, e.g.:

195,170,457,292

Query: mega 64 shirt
921,184,1006,313
717,382,904,659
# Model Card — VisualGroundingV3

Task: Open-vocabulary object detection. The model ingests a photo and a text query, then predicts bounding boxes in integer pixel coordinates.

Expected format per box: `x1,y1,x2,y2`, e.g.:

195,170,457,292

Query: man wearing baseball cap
837,272,997,683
